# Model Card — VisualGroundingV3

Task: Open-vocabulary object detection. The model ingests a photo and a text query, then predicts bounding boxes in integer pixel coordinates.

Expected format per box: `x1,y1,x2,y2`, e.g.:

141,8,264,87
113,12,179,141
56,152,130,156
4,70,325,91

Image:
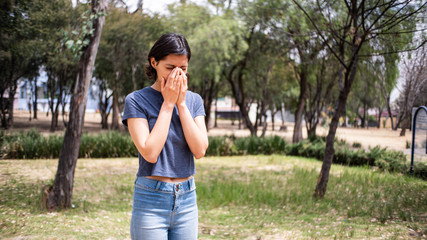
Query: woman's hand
176,68,187,107
161,67,181,108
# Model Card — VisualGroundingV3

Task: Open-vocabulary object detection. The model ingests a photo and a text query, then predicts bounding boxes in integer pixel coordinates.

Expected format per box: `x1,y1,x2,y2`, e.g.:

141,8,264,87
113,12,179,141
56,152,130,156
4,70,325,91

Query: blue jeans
130,176,198,240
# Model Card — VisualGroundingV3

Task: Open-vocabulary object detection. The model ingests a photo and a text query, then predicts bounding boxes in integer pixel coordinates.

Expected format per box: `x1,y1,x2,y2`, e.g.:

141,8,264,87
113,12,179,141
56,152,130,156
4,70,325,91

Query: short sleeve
193,93,206,118
122,93,147,127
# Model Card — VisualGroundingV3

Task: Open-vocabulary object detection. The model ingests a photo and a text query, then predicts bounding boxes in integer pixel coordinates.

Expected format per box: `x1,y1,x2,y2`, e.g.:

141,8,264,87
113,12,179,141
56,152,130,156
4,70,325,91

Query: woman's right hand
160,67,180,108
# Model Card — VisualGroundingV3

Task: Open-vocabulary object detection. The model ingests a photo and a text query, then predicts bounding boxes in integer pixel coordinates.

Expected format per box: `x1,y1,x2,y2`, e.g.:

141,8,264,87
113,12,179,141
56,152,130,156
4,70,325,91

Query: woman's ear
150,57,157,69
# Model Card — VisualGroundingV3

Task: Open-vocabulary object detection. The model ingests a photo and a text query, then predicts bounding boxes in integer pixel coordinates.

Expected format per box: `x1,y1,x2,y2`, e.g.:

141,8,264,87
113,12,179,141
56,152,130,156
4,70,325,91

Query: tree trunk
281,102,286,126
50,82,63,132
293,71,308,143
271,104,276,131
214,96,218,128
33,77,38,120
6,83,17,128
307,124,318,139
377,108,382,128
386,96,394,129
314,52,359,199
201,77,216,130
131,64,138,91
45,0,106,211
400,109,411,136
362,101,367,128
0,89,7,129
111,89,120,130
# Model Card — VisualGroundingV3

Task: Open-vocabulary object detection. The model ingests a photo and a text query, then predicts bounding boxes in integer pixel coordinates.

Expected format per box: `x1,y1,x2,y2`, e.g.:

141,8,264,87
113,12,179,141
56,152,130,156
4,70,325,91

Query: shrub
411,161,427,180
1,129,424,181
79,131,137,158
1,130,137,159
352,142,362,148
206,136,237,156
234,135,286,155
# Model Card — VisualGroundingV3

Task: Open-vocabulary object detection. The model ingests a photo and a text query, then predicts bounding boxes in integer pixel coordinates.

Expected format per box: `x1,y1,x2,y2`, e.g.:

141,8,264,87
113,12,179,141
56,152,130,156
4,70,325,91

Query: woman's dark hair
145,33,191,81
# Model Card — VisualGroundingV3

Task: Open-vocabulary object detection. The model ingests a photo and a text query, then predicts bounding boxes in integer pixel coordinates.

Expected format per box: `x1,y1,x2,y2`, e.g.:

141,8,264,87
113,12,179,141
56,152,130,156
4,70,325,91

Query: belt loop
188,179,192,190
155,181,161,191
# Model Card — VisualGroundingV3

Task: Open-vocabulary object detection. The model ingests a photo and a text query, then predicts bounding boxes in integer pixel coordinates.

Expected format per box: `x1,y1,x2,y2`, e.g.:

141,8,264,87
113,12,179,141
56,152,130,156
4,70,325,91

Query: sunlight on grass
0,156,426,239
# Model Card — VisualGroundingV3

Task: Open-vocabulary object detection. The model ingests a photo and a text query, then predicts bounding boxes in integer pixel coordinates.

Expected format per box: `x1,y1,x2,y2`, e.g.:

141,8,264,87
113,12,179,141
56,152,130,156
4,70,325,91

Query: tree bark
314,42,359,198
386,96,394,129
377,108,382,128
33,77,38,119
293,70,308,143
111,89,120,130
201,77,216,130
400,109,411,136
45,0,106,211
6,83,17,128
314,62,357,198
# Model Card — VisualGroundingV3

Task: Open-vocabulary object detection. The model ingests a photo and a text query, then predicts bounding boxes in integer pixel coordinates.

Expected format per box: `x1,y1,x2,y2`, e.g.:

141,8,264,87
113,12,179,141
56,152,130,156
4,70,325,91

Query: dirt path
208,120,413,151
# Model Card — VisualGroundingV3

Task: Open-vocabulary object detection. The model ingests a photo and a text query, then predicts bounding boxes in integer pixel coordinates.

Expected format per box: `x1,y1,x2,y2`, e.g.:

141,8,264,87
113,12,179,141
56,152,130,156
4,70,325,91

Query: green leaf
65,40,74,49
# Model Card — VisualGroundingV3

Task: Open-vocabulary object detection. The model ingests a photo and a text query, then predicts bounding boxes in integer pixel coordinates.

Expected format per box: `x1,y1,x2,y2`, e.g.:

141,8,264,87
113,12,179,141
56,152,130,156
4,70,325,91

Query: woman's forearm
177,103,208,159
129,103,174,163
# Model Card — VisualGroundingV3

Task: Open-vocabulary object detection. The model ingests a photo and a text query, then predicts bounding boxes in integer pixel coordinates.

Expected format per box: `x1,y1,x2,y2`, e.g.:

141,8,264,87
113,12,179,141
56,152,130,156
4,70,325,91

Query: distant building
13,76,100,113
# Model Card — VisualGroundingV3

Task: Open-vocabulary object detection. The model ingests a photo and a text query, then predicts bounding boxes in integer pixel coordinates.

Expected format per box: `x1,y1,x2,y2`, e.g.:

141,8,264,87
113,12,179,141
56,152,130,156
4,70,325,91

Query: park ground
10,110,412,151
1,156,426,239
1,111,425,239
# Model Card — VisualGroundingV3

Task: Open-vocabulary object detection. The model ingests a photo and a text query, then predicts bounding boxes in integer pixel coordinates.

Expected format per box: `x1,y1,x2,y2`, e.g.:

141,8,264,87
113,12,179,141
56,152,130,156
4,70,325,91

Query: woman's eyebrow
166,64,187,68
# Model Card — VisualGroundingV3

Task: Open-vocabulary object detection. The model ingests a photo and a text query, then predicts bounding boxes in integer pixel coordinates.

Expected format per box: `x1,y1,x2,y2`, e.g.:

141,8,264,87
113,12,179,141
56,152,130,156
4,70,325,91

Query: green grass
0,156,426,239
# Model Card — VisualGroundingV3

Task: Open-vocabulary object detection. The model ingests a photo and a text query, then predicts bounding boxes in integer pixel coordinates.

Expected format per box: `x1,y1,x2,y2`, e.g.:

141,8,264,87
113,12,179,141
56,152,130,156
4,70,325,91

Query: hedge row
1,129,425,179
207,135,426,180
0,129,137,159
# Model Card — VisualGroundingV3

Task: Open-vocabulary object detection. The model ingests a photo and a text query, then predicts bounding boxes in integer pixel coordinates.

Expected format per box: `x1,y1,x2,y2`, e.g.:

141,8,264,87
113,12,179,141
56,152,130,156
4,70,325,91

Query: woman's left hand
176,68,187,106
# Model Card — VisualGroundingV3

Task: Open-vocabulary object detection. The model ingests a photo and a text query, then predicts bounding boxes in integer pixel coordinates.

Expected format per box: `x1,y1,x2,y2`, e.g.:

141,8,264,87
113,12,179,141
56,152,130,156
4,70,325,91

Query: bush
411,161,427,180
352,142,362,148
206,136,237,156
1,129,424,181
234,135,286,155
1,130,137,159
79,131,137,158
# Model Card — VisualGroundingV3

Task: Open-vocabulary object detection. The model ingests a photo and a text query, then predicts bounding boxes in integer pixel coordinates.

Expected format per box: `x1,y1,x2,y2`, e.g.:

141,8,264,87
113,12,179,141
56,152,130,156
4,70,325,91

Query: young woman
122,33,208,240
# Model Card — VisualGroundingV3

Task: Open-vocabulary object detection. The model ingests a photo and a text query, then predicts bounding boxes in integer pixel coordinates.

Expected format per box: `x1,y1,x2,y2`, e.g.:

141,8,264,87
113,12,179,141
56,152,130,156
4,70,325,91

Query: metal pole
410,106,427,175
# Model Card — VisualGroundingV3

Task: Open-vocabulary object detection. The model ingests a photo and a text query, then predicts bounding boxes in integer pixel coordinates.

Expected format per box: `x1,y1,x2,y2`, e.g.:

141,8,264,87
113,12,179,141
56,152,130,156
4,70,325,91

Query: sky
125,0,177,14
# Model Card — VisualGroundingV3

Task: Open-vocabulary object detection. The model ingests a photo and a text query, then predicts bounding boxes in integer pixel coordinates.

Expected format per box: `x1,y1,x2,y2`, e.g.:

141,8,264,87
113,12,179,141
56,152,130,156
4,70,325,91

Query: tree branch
291,0,347,68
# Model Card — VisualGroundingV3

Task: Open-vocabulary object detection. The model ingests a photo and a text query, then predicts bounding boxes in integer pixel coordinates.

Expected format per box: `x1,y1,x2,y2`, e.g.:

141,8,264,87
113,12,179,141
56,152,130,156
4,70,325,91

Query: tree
45,0,107,210
220,0,293,136
0,0,40,129
292,0,426,198
27,0,81,132
95,5,164,129
188,15,242,129
305,56,338,138
396,44,427,136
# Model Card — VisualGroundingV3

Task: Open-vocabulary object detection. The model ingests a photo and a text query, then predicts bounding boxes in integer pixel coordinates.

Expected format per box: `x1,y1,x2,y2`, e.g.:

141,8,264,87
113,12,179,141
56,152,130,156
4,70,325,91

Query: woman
122,33,208,239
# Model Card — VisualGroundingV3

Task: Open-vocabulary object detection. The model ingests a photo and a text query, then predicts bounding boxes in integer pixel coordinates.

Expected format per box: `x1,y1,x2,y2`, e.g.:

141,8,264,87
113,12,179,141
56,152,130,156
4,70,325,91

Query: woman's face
151,54,188,82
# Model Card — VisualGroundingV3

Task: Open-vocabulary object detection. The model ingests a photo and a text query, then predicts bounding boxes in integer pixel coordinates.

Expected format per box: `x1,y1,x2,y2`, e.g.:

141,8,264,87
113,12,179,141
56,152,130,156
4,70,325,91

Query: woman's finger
181,69,187,87
161,77,165,90
165,68,176,86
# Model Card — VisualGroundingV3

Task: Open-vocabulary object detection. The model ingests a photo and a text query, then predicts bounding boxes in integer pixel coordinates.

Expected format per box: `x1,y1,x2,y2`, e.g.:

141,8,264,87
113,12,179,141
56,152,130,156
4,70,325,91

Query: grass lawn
0,155,426,239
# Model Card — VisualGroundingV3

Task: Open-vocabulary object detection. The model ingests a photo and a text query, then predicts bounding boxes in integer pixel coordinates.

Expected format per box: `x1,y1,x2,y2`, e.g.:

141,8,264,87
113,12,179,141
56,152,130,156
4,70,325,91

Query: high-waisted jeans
130,176,198,240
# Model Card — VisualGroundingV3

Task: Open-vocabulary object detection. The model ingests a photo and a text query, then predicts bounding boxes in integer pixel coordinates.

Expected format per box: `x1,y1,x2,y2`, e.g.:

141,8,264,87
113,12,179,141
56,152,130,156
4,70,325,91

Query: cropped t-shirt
122,86,205,178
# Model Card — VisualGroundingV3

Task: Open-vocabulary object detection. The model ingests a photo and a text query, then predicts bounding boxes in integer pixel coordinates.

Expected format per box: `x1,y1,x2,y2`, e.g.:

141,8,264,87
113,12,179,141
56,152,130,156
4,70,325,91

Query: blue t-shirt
122,86,205,178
